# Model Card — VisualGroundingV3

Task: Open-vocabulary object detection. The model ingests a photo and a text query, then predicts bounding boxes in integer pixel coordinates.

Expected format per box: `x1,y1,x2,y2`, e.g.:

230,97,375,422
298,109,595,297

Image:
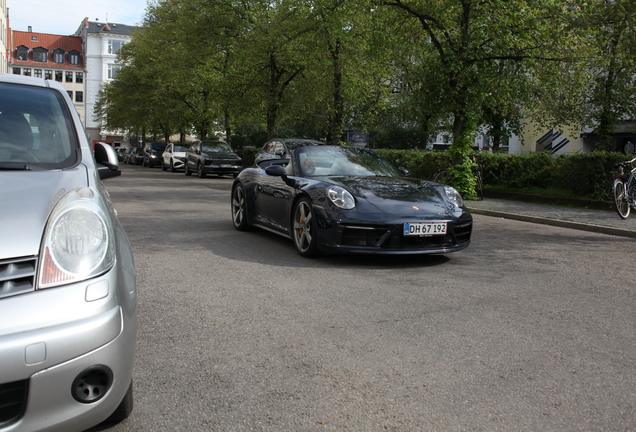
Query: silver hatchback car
0,75,137,431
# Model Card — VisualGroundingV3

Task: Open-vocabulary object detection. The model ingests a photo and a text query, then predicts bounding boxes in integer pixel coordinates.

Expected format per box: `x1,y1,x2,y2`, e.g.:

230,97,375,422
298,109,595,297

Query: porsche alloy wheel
231,184,250,231
197,163,206,178
292,198,319,257
185,163,192,176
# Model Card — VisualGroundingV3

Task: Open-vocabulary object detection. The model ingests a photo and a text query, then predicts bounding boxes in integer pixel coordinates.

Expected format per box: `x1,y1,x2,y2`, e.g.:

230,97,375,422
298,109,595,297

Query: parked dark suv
185,140,242,178
142,142,167,168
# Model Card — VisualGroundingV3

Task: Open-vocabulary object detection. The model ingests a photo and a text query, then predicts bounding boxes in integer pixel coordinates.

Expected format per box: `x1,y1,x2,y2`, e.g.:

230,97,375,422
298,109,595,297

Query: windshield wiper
0,163,30,170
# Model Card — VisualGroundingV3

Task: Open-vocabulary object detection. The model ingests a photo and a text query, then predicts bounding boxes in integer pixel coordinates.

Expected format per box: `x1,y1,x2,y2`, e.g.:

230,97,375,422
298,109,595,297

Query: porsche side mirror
265,165,287,177
399,167,410,177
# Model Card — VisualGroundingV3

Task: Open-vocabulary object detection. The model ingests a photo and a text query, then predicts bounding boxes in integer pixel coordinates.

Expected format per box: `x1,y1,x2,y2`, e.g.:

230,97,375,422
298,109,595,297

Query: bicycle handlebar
614,157,636,168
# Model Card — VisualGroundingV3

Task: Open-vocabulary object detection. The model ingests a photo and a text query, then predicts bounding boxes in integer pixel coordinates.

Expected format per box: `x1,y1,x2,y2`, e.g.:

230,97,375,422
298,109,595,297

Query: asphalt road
90,163,636,431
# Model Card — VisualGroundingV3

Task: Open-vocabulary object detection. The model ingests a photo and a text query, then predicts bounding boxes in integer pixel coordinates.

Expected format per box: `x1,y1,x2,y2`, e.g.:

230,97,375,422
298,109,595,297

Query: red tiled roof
11,31,83,69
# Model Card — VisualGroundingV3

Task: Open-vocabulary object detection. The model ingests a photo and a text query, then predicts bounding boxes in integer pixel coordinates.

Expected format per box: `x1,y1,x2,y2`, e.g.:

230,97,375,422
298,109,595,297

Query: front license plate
220,164,232,168
403,222,447,236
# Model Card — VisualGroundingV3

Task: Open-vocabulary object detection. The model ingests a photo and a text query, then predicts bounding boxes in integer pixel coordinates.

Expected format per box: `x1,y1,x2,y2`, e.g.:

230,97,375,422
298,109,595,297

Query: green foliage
97,0,636,164
368,126,431,150
379,149,627,202
376,149,444,180
236,148,259,167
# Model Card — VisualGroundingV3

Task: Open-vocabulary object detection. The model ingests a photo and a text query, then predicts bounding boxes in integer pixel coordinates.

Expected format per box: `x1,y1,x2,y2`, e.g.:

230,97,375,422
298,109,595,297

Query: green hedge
237,146,628,201
377,150,629,201
236,148,259,167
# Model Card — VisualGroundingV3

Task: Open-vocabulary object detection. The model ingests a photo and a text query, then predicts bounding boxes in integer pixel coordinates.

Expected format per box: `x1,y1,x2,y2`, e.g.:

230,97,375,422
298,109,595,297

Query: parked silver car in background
0,74,137,431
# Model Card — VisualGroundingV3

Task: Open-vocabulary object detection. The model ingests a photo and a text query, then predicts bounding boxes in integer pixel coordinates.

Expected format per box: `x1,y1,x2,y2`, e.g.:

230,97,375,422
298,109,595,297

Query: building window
66,71,73,82
17,46,28,61
55,70,63,82
33,47,48,63
107,64,121,79
75,72,84,83
75,91,83,103
108,40,124,55
45,70,52,80
13,67,20,75
23,68,31,76
53,49,65,64
34,69,43,78
69,50,80,65
67,91,73,99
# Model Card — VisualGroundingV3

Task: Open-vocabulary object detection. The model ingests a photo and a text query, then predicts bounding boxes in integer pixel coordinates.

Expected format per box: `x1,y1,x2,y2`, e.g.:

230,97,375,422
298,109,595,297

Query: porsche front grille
341,226,388,246
453,222,473,243
339,223,472,250
0,256,37,299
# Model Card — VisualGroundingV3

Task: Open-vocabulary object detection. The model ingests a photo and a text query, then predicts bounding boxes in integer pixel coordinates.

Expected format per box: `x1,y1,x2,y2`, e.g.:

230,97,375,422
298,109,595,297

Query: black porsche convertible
231,141,473,257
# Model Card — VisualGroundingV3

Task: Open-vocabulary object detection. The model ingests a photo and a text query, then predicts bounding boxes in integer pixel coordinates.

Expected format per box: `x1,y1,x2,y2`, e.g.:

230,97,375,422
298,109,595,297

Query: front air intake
0,379,29,428
71,366,113,404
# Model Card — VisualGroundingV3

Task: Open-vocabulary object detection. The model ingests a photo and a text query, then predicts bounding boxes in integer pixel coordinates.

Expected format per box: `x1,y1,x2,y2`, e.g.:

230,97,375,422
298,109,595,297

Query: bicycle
613,156,636,219
433,154,484,200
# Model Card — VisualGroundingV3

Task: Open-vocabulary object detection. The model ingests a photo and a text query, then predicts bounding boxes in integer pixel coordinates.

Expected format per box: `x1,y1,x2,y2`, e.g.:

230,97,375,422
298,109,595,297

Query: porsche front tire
292,198,319,257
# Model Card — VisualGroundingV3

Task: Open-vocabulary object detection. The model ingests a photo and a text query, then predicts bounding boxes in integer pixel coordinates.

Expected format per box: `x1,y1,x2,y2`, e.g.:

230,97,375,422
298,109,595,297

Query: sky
7,0,149,35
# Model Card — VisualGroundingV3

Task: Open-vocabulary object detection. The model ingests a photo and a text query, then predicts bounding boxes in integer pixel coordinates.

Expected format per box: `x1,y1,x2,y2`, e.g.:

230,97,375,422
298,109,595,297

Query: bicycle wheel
474,170,484,201
629,179,636,210
613,179,630,219
433,170,449,184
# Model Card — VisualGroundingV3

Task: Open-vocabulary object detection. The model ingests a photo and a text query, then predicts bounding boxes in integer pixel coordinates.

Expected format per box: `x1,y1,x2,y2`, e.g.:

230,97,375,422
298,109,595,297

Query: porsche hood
324,176,455,216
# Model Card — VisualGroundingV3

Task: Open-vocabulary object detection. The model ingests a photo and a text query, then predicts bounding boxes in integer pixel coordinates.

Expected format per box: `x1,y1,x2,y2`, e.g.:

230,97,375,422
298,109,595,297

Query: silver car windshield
0,82,78,169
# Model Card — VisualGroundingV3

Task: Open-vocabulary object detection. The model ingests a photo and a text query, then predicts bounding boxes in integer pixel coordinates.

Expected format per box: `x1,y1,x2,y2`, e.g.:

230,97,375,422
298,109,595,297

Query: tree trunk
329,38,344,146
224,107,232,146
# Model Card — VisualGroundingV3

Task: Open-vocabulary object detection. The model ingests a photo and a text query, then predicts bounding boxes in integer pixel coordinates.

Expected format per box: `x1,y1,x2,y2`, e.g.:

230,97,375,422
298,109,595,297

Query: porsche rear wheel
292,198,319,257
197,162,206,178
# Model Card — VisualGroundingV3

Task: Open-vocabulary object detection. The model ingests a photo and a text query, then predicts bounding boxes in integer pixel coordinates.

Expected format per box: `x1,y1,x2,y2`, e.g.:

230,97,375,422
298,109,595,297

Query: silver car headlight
443,185,464,208
38,187,116,289
327,186,355,210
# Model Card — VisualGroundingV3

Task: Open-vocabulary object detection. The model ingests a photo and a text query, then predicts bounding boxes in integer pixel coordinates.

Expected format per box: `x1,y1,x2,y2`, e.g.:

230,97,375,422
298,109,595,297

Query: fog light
71,365,113,403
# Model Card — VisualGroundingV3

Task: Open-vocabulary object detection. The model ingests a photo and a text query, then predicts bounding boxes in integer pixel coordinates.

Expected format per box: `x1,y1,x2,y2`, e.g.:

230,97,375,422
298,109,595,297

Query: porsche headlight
38,187,116,289
327,186,355,209
444,185,464,208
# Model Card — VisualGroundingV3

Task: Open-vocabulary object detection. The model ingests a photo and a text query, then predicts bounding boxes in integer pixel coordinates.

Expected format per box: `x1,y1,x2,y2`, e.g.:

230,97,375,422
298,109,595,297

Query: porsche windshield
0,82,78,169
296,146,401,177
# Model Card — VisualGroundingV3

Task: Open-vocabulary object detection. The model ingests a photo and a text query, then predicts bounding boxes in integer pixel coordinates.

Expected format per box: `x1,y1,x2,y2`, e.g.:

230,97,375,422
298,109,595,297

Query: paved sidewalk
466,198,636,239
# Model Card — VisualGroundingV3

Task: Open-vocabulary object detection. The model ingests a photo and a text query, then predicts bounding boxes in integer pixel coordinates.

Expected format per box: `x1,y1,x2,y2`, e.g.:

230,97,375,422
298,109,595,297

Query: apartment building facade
8,29,86,125
1,0,8,74
74,19,138,146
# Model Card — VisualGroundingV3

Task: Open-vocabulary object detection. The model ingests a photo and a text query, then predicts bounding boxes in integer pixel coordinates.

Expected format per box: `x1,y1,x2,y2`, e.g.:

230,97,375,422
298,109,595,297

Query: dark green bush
380,149,628,201
236,148,259,167
368,127,431,150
